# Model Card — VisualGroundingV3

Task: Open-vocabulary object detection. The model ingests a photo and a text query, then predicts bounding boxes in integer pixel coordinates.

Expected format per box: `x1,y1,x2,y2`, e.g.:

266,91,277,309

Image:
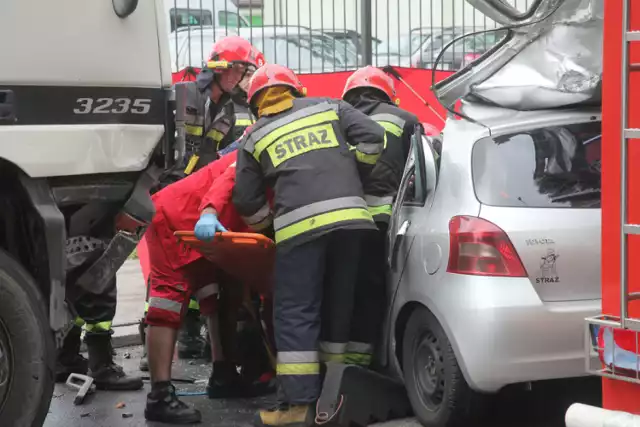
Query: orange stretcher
174,231,275,295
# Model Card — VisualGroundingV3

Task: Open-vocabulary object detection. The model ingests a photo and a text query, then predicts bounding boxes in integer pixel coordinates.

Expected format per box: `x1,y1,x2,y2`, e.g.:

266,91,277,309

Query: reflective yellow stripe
188,299,200,310
377,121,403,137
356,150,381,165
84,321,112,333
344,353,372,366
253,110,339,161
235,118,254,127
185,124,203,136
275,207,373,243
368,204,392,217
184,155,200,175
144,302,149,314
74,317,86,327
276,363,320,375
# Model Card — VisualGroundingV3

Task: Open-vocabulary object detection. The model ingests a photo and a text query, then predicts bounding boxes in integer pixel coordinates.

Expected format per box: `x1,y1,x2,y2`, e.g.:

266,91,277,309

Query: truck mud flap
316,362,413,427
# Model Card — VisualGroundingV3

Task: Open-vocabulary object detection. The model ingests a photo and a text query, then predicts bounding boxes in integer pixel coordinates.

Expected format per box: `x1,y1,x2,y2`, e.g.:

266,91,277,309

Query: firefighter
138,38,265,370
341,66,420,367
232,64,386,427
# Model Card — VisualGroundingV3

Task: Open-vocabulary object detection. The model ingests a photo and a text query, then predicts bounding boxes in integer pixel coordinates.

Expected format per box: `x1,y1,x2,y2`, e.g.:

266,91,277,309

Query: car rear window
472,121,601,208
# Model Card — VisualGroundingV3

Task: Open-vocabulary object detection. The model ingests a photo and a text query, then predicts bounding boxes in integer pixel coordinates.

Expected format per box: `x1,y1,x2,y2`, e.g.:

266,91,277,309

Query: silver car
381,101,602,426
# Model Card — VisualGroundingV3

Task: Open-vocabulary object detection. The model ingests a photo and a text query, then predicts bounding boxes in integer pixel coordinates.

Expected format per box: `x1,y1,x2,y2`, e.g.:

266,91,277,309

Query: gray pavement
45,260,602,427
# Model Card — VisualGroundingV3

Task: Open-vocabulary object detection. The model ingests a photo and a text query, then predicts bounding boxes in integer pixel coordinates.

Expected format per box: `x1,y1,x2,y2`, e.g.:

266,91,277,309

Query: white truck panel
0,0,167,88
0,124,163,177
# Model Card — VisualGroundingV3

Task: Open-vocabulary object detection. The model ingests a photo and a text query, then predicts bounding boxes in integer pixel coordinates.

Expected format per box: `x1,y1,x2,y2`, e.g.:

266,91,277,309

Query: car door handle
390,220,411,270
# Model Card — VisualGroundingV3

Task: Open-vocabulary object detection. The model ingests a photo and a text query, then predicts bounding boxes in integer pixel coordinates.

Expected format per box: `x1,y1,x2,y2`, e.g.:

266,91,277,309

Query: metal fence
167,0,535,74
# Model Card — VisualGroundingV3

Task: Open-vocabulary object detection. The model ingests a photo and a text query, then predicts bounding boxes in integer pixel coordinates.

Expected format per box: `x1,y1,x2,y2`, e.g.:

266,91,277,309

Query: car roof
458,101,601,136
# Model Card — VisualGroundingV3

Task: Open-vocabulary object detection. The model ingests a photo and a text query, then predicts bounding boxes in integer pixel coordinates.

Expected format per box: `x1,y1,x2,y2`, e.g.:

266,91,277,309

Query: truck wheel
0,249,55,427
402,307,489,427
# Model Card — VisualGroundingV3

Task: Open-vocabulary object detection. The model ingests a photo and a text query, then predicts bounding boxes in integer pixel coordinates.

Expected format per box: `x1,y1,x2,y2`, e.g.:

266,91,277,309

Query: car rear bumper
412,275,601,392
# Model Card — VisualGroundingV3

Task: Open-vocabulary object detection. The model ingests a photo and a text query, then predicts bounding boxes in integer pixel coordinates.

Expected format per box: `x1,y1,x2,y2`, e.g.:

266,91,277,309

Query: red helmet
247,64,306,104
422,122,441,137
342,66,398,104
207,36,265,71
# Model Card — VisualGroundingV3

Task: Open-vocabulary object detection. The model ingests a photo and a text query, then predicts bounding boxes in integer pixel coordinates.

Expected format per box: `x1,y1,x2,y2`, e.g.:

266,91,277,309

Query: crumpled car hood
434,0,603,111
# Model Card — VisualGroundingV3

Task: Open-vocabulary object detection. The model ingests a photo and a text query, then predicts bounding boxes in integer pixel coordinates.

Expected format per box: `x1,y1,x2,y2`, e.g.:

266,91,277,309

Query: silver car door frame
379,132,439,368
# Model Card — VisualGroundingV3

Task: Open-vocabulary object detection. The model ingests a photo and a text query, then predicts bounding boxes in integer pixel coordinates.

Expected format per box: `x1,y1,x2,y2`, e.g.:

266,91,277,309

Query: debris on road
115,402,126,409
66,373,96,405
122,413,134,419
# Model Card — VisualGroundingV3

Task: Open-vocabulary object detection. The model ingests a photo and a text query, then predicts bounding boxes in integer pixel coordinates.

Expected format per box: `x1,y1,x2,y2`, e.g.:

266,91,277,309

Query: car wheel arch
394,298,478,391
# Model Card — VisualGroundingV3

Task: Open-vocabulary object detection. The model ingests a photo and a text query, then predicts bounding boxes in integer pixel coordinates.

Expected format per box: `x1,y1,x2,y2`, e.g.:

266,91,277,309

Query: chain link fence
167,0,535,74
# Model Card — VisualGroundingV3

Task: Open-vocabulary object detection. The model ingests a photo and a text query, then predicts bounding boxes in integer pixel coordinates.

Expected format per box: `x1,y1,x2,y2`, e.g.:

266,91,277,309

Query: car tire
0,249,55,427
402,307,489,427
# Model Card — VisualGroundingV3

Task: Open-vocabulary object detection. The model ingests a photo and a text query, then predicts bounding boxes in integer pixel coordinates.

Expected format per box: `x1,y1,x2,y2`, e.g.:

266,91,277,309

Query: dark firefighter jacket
182,70,237,175
348,92,420,223
232,97,386,246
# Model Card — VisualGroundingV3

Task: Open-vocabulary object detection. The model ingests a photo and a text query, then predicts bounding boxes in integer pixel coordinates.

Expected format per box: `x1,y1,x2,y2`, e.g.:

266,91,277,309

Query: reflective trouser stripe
275,207,373,243
195,283,219,301
84,321,112,333
144,302,149,314
188,298,200,311
277,351,320,375
345,353,372,366
241,203,273,231
344,342,373,366
148,297,182,314
277,363,321,375
74,317,86,327
319,341,347,363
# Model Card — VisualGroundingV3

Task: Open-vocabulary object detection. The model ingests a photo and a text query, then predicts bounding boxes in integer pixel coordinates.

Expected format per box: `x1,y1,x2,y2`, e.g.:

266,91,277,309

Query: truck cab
0,1,176,425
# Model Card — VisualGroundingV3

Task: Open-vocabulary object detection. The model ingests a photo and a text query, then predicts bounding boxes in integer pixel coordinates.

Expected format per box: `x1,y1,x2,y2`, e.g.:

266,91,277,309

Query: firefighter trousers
348,223,388,366
68,277,118,336
274,229,362,405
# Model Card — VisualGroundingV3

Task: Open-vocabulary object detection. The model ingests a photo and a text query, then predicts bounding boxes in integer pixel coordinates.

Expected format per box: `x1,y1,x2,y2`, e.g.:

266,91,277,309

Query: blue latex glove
194,213,227,241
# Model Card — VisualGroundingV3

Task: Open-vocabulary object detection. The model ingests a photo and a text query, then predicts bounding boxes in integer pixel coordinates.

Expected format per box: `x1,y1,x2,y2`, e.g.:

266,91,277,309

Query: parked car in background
374,34,416,67
163,0,249,34
382,101,602,426
411,27,506,70
324,29,382,66
170,25,344,73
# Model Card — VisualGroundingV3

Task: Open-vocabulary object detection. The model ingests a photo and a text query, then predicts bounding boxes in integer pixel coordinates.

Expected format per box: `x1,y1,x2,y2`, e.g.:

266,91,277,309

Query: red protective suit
145,152,251,329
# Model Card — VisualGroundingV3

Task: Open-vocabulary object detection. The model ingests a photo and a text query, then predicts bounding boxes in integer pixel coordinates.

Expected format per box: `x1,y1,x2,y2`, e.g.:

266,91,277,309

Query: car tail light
447,216,527,277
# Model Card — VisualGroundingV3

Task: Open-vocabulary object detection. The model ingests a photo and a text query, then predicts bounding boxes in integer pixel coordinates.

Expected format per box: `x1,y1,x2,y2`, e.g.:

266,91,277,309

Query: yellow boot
254,403,314,427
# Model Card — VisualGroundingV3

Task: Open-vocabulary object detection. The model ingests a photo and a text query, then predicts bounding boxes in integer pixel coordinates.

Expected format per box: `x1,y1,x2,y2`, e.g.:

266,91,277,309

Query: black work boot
145,381,202,424
85,333,143,391
254,403,314,427
55,325,89,382
207,361,246,398
177,310,206,359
